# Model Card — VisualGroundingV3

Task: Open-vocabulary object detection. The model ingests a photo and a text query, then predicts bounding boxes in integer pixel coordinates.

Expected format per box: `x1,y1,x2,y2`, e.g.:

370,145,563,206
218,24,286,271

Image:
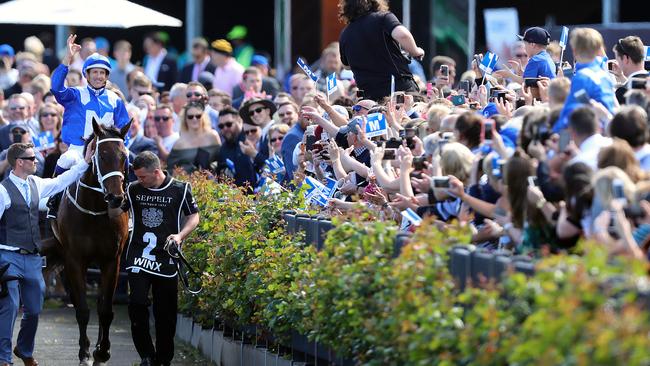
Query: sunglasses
186,91,204,98
278,112,294,118
244,129,258,135
515,53,527,58
248,107,268,116
270,136,284,143
154,116,171,122
41,113,57,117
17,155,36,161
218,121,234,129
186,114,202,120
137,91,152,96
352,105,369,112
10,106,26,111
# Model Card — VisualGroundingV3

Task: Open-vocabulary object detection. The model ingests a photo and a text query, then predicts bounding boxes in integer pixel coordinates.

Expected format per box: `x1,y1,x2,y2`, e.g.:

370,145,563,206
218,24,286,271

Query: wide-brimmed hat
239,98,277,125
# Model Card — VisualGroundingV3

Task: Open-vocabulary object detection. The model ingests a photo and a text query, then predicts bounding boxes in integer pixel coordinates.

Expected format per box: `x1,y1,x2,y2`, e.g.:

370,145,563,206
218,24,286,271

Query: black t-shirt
124,174,199,277
339,11,412,99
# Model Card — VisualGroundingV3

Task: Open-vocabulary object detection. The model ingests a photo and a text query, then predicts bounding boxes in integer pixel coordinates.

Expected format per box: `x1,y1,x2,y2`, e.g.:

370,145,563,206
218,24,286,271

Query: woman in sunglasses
268,123,289,157
167,101,221,175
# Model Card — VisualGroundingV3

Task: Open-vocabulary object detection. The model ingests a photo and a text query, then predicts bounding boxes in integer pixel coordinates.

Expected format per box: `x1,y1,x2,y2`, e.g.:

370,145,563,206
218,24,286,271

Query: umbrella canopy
0,0,182,28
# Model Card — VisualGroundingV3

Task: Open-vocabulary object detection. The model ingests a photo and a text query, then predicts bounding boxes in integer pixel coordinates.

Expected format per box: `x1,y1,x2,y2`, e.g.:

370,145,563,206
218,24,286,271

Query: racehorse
44,119,131,365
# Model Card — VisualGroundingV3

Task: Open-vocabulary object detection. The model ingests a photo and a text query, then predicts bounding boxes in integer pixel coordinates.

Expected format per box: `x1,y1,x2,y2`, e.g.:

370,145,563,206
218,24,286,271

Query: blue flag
326,73,338,95
296,57,319,82
303,176,329,207
32,131,55,151
479,52,499,75
645,46,650,61
321,177,338,198
401,208,423,226
364,113,388,138
558,26,569,50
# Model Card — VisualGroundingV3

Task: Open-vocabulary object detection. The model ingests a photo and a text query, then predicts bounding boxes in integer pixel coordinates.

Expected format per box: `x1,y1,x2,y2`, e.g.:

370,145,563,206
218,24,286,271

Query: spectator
110,40,135,95
338,0,424,101
567,106,611,169
226,25,255,68
178,37,216,83
208,89,231,113
281,103,312,182
555,28,616,132
128,73,154,104
125,105,158,159
65,68,82,88
232,67,264,109
289,74,308,102
277,101,299,126
268,123,289,158
496,27,555,83
430,55,457,88
37,102,61,138
216,106,258,188
210,39,244,97
152,103,179,162
169,82,187,130
609,105,650,169
0,94,30,151
250,54,281,97
168,101,221,174
0,44,17,91
143,32,176,91
611,36,648,104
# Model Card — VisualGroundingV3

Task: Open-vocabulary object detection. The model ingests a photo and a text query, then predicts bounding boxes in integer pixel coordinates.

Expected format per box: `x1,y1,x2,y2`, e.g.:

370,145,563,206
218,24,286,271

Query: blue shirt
523,50,556,79
281,123,305,182
553,59,616,132
51,64,130,146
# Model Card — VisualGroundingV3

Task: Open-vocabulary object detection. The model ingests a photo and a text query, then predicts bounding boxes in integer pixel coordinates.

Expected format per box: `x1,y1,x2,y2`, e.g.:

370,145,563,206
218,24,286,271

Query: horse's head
90,118,132,209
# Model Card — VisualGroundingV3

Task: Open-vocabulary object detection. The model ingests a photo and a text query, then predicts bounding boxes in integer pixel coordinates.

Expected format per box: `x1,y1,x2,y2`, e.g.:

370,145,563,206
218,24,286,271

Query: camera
383,149,396,160
432,176,450,189
524,78,542,88
451,94,466,106
395,92,405,104
413,156,426,170
630,77,647,90
384,138,403,149
482,120,494,142
440,64,449,77
460,80,471,96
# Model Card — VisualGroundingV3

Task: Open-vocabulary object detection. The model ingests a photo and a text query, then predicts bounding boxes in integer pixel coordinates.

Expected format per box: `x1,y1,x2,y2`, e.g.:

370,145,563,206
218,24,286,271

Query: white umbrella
0,0,182,28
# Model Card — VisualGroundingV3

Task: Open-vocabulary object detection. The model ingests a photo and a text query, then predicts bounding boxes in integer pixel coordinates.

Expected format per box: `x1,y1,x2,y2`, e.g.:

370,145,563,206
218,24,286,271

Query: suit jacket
129,135,159,158
615,71,649,104
178,62,216,84
156,56,177,91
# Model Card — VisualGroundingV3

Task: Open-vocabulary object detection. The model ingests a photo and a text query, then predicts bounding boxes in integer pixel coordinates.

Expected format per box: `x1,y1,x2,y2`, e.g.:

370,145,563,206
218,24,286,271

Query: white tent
0,0,182,28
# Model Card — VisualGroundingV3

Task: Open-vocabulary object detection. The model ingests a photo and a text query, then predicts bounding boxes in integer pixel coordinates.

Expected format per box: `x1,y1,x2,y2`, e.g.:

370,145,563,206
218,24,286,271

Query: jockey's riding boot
46,191,62,219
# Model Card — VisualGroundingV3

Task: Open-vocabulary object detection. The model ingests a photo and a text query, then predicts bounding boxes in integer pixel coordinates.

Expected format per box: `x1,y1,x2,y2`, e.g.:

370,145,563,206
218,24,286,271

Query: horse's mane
83,125,124,155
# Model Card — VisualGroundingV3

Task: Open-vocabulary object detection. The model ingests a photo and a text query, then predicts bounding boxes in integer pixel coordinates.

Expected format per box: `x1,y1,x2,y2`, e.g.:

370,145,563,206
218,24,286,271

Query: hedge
179,172,650,365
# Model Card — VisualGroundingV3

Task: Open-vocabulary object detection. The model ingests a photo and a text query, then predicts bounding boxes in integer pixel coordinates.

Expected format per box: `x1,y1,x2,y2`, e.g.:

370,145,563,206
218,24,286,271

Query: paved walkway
12,300,210,366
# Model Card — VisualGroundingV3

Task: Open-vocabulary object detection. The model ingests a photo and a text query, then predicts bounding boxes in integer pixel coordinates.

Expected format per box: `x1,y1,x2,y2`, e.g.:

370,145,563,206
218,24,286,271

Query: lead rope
165,238,202,295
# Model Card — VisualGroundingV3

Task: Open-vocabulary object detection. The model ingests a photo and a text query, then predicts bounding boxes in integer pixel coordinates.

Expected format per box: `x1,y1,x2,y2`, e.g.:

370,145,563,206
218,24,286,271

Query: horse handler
122,152,199,366
0,142,94,366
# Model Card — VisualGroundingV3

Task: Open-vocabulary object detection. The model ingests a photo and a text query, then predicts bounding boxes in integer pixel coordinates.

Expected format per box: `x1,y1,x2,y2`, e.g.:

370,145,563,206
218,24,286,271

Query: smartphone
515,97,526,109
460,80,471,96
356,89,365,99
607,60,614,71
440,64,449,77
305,125,316,150
383,149,396,160
451,94,466,106
630,78,647,90
536,125,551,142
558,129,571,152
524,78,541,88
395,92,405,104
482,120,494,142
426,82,433,99
432,176,450,189
527,176,539,187
384,138,403,149
574,89,590,104
413,156,426,170
612,179,625,201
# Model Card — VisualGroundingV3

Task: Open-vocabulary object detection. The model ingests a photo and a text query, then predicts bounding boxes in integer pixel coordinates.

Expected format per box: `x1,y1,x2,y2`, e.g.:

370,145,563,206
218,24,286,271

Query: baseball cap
517,27,551,45
0,44,15,57
9,123,28,133
339,117,362,135
481,103,499,118
251,54,269,67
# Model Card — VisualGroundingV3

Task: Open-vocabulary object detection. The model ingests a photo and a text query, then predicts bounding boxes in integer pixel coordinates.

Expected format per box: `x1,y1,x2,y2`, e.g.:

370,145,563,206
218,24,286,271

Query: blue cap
0,44,15,57
481,103,499,118
94,37,110,51
517,27,551,46
251,54,269,67
82,53,111,76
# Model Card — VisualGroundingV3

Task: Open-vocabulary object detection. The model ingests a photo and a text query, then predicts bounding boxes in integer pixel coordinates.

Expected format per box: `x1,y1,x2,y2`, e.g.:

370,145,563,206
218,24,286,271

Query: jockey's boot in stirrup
46,191,62,219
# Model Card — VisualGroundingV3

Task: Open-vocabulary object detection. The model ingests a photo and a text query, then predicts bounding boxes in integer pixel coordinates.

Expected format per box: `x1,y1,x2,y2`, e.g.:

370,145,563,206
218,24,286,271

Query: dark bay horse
45,119,131,365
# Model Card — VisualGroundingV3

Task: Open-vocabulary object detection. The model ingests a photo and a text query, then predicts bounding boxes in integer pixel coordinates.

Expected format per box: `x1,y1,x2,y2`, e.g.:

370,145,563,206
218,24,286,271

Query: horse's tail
40,236,65,271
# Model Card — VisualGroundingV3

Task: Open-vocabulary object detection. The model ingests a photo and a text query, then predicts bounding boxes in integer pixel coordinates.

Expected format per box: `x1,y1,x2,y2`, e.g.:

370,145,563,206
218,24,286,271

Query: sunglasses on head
154,116,171,122
218,121,234,129
186,114,202,120
248,107,268,117
186,91,204,98
270,136,284,143
17,155,36,161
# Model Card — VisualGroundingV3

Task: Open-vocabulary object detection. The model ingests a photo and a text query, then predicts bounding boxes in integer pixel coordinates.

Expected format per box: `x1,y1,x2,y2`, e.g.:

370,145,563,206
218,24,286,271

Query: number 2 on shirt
142,232,157,261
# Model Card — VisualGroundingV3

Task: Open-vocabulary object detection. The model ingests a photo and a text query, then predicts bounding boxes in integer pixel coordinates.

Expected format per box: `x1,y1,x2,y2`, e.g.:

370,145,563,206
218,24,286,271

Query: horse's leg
65,258,91,365
92,259,120,364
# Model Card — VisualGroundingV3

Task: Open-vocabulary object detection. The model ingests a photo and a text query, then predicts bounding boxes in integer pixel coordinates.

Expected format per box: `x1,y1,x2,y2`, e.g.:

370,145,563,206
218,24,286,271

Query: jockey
47,34,130,218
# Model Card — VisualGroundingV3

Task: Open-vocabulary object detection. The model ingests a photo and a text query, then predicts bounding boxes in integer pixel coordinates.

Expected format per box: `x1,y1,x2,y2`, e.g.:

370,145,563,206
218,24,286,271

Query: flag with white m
559,26,569,50
479,52,499,75
326,73,338,96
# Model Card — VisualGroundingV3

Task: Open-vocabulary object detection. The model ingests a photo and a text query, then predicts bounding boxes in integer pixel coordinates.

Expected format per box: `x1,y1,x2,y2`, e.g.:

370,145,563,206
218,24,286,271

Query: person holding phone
611,36,648,104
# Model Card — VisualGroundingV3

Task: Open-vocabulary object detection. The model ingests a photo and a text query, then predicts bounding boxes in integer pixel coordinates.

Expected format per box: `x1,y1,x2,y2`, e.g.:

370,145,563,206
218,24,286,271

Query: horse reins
67,137,127,216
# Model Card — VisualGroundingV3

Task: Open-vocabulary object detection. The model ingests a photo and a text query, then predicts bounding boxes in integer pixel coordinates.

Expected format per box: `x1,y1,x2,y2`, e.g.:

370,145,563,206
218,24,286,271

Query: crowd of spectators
1,2,650,260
